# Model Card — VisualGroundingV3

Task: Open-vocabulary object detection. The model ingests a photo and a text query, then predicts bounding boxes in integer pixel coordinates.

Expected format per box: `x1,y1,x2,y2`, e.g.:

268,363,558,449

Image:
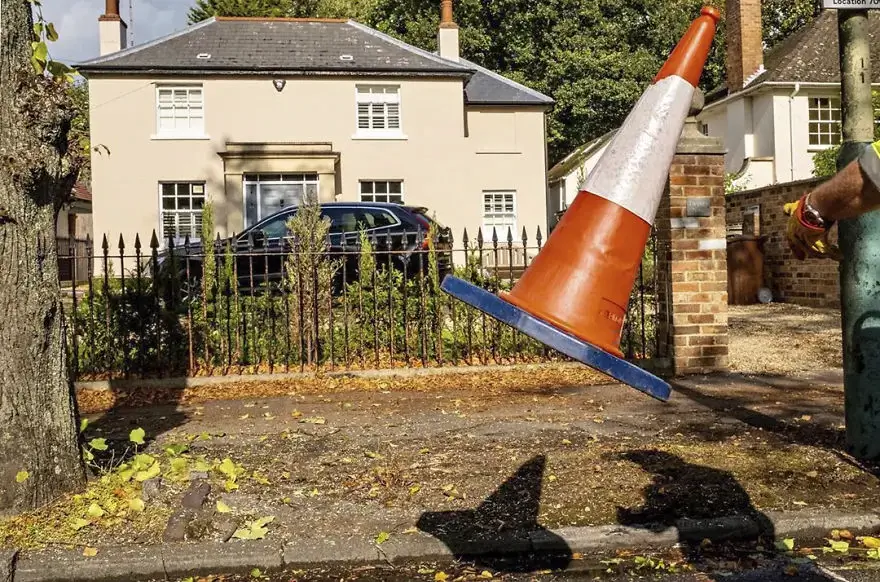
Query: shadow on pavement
416,454,572,573
614,449,775,579
671,379,880,477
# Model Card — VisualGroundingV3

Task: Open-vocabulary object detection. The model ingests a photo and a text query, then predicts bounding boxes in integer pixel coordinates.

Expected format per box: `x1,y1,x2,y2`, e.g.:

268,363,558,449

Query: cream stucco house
79,1,553,249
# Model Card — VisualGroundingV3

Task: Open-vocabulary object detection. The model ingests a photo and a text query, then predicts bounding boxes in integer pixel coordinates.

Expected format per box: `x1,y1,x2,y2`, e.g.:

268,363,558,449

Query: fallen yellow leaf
83,547,98,557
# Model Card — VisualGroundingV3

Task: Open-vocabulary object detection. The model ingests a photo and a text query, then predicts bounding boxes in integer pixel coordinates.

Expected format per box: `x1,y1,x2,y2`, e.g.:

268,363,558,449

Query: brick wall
726,177,841,309
656,122,729,375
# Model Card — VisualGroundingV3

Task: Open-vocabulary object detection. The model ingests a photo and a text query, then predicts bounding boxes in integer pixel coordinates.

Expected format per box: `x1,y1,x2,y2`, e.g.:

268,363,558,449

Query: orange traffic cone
503,6,720,357
441,7,720,401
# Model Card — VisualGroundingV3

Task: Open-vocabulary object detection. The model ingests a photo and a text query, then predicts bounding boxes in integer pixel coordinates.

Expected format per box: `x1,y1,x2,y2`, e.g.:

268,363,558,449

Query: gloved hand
783,196,841,261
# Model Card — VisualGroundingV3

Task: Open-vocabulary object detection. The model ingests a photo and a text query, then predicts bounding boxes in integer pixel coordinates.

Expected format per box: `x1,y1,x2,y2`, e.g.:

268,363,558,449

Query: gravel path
729,304,842,374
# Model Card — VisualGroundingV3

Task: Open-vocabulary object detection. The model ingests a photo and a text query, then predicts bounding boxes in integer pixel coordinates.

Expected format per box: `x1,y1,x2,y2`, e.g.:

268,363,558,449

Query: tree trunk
0,0,85,514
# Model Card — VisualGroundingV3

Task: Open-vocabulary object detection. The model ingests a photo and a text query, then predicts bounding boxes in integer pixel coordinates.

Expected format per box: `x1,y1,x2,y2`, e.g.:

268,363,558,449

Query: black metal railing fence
56,227,663,381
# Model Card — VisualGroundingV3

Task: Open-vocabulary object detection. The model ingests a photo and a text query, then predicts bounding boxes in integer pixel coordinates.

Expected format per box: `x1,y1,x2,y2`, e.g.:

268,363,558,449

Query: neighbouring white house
78,0,554,251
698,5,880,191
548,1,880,214
546,130,614,223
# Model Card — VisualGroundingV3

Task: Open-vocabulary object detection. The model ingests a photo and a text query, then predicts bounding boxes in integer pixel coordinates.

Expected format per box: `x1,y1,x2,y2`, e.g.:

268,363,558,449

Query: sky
40,0,190,65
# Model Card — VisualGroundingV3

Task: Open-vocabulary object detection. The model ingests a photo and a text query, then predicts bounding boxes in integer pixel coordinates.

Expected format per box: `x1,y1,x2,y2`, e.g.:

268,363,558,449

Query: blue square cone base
441,276,671,402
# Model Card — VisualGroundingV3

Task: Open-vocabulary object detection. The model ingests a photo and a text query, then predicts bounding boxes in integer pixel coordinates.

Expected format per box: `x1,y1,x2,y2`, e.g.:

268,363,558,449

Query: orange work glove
783,195,841,261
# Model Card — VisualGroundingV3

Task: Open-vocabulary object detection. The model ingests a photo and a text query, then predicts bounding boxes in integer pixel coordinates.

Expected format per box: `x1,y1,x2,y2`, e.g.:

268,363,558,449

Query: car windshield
245,211,293,240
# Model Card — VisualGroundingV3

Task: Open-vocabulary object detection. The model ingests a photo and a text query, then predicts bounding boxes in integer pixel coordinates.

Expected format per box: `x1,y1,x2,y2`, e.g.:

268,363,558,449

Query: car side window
359,209,398,229
322,208,361,234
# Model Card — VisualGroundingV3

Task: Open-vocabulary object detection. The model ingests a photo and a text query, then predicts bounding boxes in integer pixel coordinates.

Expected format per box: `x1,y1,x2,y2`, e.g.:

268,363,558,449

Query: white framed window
808,97,841,148
155,85,205,138
160,182,205,240
360,180,404,204
243,173,319,228
482,190,516,238
355,85,402,137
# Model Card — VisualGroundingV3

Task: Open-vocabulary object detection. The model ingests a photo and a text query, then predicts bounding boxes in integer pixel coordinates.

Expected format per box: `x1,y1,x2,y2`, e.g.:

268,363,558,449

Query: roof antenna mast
129,0,134,47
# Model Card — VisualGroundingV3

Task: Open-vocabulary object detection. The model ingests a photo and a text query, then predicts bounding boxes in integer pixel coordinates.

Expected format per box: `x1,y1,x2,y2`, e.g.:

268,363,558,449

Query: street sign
823,0,880,8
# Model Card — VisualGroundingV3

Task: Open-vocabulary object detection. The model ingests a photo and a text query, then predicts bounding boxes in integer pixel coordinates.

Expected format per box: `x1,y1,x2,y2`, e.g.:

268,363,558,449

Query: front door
243,173,319,228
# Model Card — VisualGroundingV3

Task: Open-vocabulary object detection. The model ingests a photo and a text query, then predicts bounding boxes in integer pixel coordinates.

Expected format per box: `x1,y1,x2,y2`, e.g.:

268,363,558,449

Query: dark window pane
162,183,176,197
361,182,373,194
375,182,388,194
163,196,176,209
389,181,402,194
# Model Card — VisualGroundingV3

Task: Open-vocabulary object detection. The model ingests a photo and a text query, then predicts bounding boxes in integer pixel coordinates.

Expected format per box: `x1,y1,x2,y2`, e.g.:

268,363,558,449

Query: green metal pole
836,9,878,460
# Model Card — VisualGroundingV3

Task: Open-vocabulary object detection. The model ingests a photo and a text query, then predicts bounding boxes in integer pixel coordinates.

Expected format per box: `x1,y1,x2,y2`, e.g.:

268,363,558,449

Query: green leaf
233,517,273,540
128,498,145,512
250,569,262,579
87,503,105,518
79,418,89,433
868,548,880,560
375,531,390,545
71,518,90,531
829,540,850,553
134,460,161,482
252,516,275,528
775,538,795,551
164,443,189,457
218,458,241,479
170,458,188,473
88,438,108,451
216,500,232,513
33,22,44,37
83,448,95,462
46,23,59,42
129,428,146,445
193,459,213,473
15,471,29,483
32,41,48,63
132,454,155,470
224,479,239,492
30,56,44,74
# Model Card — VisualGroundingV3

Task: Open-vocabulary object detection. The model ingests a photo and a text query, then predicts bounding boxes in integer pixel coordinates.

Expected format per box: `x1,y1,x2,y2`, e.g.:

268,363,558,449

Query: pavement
5,366,880,581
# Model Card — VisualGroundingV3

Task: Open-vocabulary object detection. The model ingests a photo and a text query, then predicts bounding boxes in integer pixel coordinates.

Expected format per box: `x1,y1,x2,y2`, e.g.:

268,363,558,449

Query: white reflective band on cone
580,75,695,226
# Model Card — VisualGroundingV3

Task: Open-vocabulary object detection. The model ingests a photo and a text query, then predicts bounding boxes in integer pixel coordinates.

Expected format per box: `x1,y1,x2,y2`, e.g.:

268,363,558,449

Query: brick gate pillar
656,95,729,375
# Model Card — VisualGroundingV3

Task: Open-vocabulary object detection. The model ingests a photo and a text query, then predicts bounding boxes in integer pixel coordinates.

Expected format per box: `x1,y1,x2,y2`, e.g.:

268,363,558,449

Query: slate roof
77,17,552,107
460,58,554,106
707,9,880,103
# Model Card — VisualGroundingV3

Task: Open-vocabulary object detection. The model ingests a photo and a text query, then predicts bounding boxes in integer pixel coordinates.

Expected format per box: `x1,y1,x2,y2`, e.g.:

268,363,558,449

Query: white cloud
40,0,190,65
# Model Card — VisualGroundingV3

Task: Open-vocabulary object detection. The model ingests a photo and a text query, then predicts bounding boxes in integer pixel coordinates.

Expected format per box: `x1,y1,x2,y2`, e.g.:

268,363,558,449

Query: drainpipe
788,82,800,182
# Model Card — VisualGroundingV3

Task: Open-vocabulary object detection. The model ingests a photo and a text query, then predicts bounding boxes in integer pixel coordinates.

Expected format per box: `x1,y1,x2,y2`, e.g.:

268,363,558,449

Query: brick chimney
99,0,128,56
725,0,763,92
438,0,459,62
